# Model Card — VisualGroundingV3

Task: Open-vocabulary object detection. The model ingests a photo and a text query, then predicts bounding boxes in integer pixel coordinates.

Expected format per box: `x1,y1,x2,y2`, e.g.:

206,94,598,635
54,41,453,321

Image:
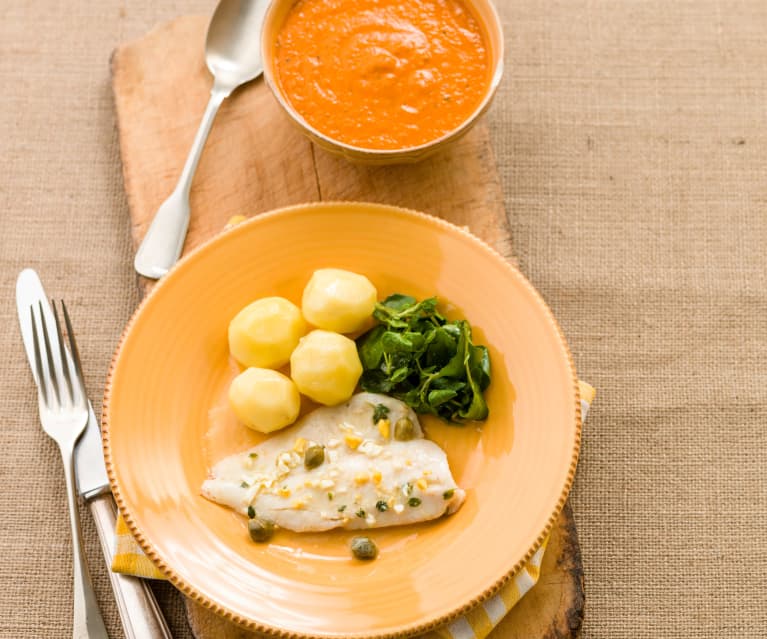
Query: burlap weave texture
1,1,765,638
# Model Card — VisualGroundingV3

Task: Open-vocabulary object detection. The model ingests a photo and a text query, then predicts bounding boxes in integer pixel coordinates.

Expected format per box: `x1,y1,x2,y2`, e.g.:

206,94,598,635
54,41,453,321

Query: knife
16,269,172,639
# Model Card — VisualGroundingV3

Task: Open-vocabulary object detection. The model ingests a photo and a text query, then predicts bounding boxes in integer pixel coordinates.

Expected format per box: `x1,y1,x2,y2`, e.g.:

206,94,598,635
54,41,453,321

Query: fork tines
30,300,86,409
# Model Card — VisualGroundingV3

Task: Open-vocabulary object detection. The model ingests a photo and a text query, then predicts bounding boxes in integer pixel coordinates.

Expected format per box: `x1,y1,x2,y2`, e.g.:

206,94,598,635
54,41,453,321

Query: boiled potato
228,297,306,369
290,330,363,405
229,368,300,432
302,269,377,333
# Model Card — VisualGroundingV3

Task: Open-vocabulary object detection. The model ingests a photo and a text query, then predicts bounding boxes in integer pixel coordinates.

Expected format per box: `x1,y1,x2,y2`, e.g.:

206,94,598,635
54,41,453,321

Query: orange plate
103,202,581,639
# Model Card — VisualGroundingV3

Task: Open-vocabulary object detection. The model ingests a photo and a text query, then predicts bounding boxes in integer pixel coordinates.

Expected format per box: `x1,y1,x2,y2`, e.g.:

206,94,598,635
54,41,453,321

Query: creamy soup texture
275,0,491,149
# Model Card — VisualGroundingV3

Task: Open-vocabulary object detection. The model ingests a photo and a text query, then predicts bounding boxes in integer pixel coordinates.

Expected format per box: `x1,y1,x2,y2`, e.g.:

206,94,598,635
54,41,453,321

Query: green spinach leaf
356,295,491,423
357,325,386,369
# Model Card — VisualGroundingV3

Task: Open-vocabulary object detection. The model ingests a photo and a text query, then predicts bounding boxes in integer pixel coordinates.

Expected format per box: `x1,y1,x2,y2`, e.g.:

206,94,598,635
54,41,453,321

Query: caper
304,444,325,470
350,536,378,560
394,417,416,441
248,516,275,543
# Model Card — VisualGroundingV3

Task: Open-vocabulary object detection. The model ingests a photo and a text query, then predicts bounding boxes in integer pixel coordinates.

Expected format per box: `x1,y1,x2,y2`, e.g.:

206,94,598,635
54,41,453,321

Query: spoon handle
176,85,229,198
134,86,229,279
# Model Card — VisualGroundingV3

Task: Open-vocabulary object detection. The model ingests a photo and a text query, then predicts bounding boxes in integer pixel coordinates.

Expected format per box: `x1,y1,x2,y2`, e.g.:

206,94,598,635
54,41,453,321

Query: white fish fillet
201,392,465,532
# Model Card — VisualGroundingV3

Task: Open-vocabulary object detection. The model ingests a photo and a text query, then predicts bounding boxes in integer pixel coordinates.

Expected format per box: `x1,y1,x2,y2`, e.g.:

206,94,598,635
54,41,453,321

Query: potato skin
228,368,301,432
302,269,377,333
290,330,363,405
228,297,306,369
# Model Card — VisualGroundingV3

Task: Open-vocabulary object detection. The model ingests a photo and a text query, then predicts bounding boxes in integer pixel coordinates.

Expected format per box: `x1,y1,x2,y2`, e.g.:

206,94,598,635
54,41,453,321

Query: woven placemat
1,1,766,637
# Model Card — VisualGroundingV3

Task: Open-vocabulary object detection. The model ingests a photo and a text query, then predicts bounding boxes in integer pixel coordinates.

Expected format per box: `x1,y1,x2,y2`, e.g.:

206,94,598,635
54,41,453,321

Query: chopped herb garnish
408,497,422,508
375,500,389,512
328,492,334,501
249,452,258,459
338,505,347,512
403,482,414,496
372,403,390,424
240,481,249,489
247,505,256,519
356,509,366,518
443,489,455,500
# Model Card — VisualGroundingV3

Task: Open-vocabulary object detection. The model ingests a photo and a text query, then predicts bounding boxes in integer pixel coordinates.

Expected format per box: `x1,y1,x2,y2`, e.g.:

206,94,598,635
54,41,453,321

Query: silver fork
31,300,109,639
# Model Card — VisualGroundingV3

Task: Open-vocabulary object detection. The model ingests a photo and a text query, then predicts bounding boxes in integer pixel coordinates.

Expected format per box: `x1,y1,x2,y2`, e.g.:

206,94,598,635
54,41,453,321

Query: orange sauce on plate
275,0,491,150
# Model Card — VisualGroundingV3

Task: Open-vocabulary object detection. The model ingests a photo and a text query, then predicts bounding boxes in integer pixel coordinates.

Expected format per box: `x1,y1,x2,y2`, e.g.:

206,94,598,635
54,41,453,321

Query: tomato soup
275,0,491,150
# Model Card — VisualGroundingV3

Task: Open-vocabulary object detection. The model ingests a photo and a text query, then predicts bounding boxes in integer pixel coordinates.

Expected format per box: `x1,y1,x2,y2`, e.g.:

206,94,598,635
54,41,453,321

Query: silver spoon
134,0,268,279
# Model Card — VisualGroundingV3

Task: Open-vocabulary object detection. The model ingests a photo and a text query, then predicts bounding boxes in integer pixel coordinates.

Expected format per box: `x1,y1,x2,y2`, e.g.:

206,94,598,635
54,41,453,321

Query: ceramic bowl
260,0,504,165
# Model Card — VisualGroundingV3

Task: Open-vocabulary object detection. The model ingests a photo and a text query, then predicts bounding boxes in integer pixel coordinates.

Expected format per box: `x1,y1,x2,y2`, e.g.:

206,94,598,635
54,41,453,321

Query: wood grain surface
111,15,583,639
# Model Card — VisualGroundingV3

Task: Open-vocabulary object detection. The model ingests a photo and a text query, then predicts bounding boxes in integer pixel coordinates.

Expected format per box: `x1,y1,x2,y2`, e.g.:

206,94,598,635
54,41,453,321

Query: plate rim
102,201,582,639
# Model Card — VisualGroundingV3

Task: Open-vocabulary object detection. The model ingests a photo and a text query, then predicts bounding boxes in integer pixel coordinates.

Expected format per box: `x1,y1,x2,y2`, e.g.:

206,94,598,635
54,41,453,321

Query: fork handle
60,446,109,639
89,494,173,639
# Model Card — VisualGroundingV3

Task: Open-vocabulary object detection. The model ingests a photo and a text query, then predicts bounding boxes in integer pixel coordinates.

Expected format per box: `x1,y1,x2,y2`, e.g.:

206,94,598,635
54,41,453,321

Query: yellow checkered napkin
113,381,595,638
112,515,168,579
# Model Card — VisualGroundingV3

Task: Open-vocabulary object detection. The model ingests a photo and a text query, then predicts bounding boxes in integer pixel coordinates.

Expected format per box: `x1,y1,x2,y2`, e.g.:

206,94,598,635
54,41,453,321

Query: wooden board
111,15,584,639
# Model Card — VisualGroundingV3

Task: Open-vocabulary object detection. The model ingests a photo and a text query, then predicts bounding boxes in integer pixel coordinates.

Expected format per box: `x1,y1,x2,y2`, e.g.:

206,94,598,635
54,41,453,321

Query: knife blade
16,268,172,639
16,269,110,498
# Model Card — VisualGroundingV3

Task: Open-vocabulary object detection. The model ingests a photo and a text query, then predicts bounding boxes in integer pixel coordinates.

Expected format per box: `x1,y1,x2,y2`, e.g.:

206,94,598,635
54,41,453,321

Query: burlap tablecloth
1,1,766,637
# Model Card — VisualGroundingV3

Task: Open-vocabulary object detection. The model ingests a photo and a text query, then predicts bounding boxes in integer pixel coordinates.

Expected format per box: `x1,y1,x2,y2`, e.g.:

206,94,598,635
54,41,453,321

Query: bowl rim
259,0,506,157
102,201,581,639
